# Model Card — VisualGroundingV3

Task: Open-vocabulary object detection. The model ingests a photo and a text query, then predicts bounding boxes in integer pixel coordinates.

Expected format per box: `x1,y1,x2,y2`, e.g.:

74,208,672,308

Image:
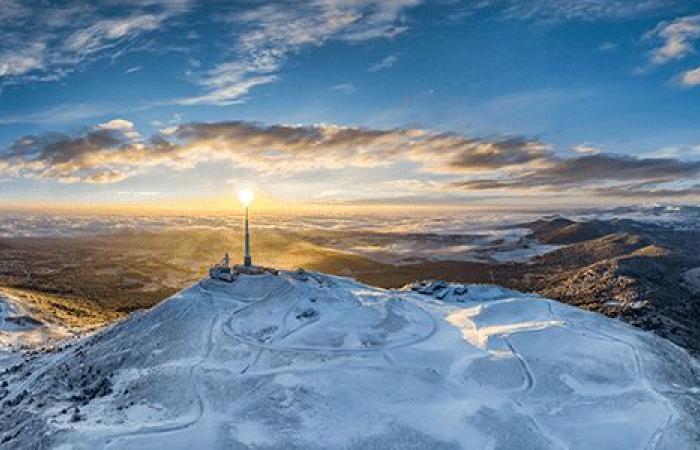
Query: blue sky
1,0,700,210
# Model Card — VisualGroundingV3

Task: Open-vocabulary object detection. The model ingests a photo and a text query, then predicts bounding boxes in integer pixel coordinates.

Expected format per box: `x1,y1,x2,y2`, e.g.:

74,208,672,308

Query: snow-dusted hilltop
1,270,698,449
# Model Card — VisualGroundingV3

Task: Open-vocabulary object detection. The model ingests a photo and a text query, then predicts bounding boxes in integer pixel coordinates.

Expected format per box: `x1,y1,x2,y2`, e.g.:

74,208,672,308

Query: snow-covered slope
0,292,69,358
1,271,698,449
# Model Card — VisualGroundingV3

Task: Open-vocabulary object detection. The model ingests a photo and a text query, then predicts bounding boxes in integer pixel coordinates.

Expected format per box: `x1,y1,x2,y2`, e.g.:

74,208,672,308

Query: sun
238,188,254,206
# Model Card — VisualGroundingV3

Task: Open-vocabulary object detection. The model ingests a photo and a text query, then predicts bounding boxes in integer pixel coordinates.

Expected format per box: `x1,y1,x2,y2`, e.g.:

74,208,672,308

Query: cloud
638,144,700,159
2,120,698,200
329,83,356,94
645,14,700,66
0,42,45,77
64,14,163,57
639,14,700,85
0,103,119,125
598,41,619,52
415,136,552,173
0,120,547,183
378,179,444,192
175,1,420,105
680,66,700,86
368,54,398,72
0,0,28,26
527,154,700,186
176,74,277,106
448,154,700,194
0,1,190,88
97,119,135,131
590,183,700,198
573,144,603,154
84,169,129,184
0,121,145,183
480,0,680,22
97,118,141,139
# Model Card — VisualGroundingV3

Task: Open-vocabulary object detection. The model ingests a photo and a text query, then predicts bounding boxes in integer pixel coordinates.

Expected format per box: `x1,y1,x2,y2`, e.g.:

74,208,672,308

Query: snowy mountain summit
1,270,698,449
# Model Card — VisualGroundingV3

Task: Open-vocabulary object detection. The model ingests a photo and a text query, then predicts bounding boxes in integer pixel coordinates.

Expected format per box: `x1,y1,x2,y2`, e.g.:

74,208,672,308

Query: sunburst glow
238,189,254,206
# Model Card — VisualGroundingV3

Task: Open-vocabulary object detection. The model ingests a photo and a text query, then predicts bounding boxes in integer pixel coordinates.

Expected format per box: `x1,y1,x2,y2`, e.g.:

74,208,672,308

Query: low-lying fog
0,205,695,265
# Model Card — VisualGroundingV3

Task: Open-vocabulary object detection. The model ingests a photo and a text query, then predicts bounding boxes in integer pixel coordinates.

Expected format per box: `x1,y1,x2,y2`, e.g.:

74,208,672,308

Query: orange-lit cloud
2,120,699,200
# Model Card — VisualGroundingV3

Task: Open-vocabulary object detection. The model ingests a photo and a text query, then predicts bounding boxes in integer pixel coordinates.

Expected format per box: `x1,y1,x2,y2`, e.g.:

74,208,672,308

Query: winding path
221,282,438,355
544,299,694,450
102,277,298,447
573,322,677,450
103,290,218,448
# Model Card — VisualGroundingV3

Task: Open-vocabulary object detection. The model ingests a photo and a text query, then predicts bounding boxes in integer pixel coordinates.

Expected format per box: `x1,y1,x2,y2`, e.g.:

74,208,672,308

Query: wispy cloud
590,183,700,198
0,102,120,125
0,42,45,77
679,66,700,86
329,83,356,94
478,0,681,22
0,0,29,26
175,74,276,106
638,13,700,85
598,41,619,52
644,14,700,66
0,1,190,88
368,54,398,72
175,1,420,105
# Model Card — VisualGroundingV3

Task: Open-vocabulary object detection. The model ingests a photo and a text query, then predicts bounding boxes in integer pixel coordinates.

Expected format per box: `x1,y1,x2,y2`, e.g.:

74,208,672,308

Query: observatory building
209,253,235,281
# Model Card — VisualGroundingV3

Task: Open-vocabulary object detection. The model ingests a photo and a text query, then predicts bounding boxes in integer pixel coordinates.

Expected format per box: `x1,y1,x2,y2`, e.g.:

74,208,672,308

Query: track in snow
543,299,691,450
221,302,437,355
103,278,299,448
573,322,677,450
103,293,217,447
